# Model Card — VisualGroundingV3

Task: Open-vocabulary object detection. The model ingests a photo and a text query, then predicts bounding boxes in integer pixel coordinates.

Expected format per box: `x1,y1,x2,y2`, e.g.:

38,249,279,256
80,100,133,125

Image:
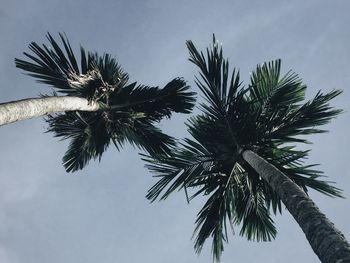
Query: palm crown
15,33,196,172
144,36,342,261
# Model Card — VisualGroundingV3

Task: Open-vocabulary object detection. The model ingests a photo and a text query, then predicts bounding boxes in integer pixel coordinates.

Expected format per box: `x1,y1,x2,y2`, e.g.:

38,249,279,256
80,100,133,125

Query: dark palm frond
15,33,81,94
116,118,177,156
187,35,239,119
234,186,276,242
258,147,343,198
47,109,178,172
245,60,342,145
47,109,179,172
46,111,110,172
15,33,129,98
145,35,343,261
109,78,196,121
143,144,230,261
144,139,214,202
268,90,343,143
193,184,234,262
248,60,305,104
18,33,196,172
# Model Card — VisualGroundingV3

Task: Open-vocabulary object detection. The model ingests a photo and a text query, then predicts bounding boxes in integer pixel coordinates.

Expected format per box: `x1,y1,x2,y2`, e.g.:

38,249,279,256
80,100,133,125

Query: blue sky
0,0,349,262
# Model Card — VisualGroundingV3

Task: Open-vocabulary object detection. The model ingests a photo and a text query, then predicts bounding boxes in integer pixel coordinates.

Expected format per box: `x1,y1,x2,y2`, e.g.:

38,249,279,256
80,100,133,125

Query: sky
0,0,349,262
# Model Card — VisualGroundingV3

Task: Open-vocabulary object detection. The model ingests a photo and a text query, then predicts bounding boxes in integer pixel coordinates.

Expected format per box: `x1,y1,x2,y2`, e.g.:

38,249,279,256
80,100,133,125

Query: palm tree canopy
15,33,196,172
144,36,343,261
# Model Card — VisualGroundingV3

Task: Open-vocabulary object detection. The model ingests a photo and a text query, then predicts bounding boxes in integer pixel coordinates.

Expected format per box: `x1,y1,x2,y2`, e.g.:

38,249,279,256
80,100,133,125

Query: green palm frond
15,33,86,95
193,184,234,262
46,111,110,172
17,33,196,172
144,35,343,261
113,118,177,156
266,90,343,143
109,78,196,121
234,187,276,242
15,33,129,98
187,35,244,120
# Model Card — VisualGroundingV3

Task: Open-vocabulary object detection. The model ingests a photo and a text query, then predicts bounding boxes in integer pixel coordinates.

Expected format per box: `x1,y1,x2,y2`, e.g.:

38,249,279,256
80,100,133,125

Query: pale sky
0,1,349,262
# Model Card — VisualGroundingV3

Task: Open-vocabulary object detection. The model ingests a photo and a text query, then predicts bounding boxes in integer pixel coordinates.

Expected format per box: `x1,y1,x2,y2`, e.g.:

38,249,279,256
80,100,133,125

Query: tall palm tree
144,36,350,262
0,33,195,172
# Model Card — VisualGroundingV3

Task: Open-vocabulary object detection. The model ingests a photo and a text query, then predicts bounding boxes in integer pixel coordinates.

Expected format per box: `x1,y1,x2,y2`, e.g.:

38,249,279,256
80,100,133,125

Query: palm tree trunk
242,149,350,263
0,96,99,126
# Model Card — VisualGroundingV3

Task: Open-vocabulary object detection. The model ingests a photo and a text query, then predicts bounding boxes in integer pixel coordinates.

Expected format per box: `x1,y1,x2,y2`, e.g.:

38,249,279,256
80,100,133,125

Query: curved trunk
0,96,99,126
242,150,350,263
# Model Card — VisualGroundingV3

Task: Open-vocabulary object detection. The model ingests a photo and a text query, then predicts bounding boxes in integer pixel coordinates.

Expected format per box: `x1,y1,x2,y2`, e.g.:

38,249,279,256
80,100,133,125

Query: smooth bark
243,150,350,263
0,96,99,126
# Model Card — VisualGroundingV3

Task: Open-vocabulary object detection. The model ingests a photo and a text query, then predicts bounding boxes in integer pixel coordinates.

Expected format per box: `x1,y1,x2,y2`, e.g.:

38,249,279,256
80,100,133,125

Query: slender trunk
0,96,99,126
242,150,350,263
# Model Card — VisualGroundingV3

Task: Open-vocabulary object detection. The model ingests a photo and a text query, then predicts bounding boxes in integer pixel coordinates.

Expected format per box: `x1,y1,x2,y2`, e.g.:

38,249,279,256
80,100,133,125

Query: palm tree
0,33,196,172
143,36,350,262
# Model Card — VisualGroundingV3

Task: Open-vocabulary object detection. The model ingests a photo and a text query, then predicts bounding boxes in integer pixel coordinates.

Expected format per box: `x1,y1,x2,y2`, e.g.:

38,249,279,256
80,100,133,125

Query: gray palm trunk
0,96,99,126
242,150,350,263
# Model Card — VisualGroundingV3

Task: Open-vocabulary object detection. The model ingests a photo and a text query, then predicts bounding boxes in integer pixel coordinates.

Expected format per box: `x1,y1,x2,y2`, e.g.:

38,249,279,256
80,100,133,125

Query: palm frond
117,119,177,156
268,90,343,143
144,141,214,202
15,33,129,98
248,60,306,110
47,109,179,172
46,111,110,172
15,33,80,94
109,78,196,121
187,35,241,119
233,186,276,242
193,185,234,262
